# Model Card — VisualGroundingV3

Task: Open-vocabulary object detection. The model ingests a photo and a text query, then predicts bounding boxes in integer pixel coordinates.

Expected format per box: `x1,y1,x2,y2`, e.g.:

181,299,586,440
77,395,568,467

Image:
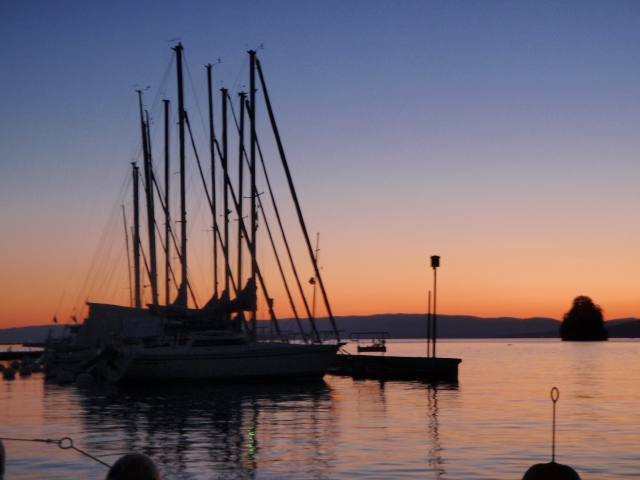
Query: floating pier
329,354,461,382
0,349,42,361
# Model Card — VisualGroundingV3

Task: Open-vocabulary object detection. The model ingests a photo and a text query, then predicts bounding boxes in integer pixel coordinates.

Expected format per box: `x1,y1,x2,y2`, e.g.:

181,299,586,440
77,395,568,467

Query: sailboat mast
312,232,320,318
207,64,219,299
122,205,133,307
144,109,158,305
137,91,158,305
221,88,230,298
236,92,246,291
249,50,257,339
132,163,141,308
163,99,170,305
173,42,188,307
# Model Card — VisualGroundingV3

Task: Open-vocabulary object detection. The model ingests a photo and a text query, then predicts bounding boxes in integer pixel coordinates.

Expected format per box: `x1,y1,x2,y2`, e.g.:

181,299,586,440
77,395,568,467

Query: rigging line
133,55,174,176
181,160,213,307
230,56,249,98
87,170,135,304
183,51,209,143
259,196,307,342
71,171,132,314
153,219,180,294
140,54,175,150
139,238,152,302
185,269,200,308
213,138,284,341
215,221,239,296
244,98,320,341
183,112,213,289
56,158,131,319
148,171,178,297
122,206,133,307
92,230,124,299
0,437,111,469
185,110,229,302
149,53,175,121
184,111,213,207
256,58,339,341
228,96,309,341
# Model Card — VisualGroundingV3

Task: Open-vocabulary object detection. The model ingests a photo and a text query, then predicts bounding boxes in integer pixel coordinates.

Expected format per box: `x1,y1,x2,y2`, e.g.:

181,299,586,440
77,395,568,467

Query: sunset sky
2,1,640,328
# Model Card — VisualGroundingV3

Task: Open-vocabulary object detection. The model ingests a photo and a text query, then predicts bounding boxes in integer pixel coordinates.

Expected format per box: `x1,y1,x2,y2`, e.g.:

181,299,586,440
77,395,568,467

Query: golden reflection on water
3,340,640,478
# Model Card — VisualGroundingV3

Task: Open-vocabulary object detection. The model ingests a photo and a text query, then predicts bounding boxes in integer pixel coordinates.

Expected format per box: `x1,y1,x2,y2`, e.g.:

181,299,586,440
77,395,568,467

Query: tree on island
560,295,608,341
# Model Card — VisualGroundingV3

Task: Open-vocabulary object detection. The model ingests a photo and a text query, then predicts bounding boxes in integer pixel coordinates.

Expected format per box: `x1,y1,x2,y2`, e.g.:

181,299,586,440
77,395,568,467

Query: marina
2,4,638,480
40,43,346,386
2,339,639,479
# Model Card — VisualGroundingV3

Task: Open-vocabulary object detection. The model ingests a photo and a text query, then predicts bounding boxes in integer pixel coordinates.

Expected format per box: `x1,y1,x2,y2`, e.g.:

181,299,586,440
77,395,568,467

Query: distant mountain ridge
3,314,640,343
262,314,640,339
308,314,563,339
0,325,67,344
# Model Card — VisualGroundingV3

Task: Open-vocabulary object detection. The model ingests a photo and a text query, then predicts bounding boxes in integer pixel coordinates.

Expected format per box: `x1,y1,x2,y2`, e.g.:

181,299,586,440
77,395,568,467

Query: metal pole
144,110,158,305
221,88,230,298
427,290,431,358
163,99,170,305
236,92,246,292
433,268,437,358
173,42,188,307
206,64,218,299
133,164,141,308
249,50,257,341
430,255,440,359
312,233,320,318
551,387,559,462
122,205,132,307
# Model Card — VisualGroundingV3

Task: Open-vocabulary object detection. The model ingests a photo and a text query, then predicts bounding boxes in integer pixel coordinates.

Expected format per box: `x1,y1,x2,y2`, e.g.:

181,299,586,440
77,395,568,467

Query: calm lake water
2,339,640,479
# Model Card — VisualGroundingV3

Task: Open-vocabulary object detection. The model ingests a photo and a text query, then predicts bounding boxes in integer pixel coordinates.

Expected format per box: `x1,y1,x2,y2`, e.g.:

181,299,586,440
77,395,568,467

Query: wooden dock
329,353,461,382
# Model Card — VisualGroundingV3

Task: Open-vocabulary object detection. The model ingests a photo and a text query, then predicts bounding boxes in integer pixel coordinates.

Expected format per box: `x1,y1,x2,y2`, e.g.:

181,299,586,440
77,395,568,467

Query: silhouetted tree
560,295,608,341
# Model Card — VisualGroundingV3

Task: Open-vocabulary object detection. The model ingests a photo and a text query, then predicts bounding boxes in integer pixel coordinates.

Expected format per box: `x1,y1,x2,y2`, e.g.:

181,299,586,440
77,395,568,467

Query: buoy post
430,255,440,358
0,438,5,477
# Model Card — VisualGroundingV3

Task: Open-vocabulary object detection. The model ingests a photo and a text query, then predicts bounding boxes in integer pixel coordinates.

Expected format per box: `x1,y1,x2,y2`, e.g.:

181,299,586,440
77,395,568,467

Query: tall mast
163,99,170,305
137,91,158,305
122,206,133,307
145,109,158,305
207,64,219,299
173,42,188,307
132,163,141,308
312,232,320,318
249,50,257,340
236,92,246,291
221,88,230,298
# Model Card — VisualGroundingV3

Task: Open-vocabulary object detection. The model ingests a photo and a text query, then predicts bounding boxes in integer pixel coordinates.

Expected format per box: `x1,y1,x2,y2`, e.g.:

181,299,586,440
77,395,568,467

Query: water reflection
339,378,455,479
427,386,445,478
45,380,336,478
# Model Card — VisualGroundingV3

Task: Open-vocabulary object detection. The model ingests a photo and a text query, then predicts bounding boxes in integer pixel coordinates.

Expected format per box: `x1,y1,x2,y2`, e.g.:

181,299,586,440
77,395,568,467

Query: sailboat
45,44,341,384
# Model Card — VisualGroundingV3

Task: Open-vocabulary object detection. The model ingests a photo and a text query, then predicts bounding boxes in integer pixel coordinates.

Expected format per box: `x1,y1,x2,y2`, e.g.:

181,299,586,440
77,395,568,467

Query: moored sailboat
46,44,341,383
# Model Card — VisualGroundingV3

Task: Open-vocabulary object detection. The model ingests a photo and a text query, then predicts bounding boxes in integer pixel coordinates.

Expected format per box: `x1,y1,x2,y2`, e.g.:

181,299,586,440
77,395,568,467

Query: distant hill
607,319,640,338
306,314,562,339
2,315,640,343
279,314,640,339
0,325,67,344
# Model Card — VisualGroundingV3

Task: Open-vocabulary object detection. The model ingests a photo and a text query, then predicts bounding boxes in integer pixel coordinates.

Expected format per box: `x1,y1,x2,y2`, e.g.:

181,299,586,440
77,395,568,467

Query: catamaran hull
112,343,339,383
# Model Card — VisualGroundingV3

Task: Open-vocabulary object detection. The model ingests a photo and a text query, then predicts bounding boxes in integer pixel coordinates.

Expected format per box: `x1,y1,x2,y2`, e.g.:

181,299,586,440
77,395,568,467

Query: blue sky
2,1,640,326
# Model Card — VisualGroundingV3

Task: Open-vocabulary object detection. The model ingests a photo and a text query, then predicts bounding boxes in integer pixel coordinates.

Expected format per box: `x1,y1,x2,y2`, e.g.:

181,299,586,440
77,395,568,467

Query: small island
560,295,608,341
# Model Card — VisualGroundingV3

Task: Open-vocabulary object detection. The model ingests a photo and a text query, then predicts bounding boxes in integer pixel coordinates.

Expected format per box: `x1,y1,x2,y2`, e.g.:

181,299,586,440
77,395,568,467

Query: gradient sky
2,1,640,328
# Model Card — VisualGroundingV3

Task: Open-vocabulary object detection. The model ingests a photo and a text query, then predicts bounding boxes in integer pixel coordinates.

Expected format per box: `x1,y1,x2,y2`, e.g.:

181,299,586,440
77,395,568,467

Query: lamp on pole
430,255,440,358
